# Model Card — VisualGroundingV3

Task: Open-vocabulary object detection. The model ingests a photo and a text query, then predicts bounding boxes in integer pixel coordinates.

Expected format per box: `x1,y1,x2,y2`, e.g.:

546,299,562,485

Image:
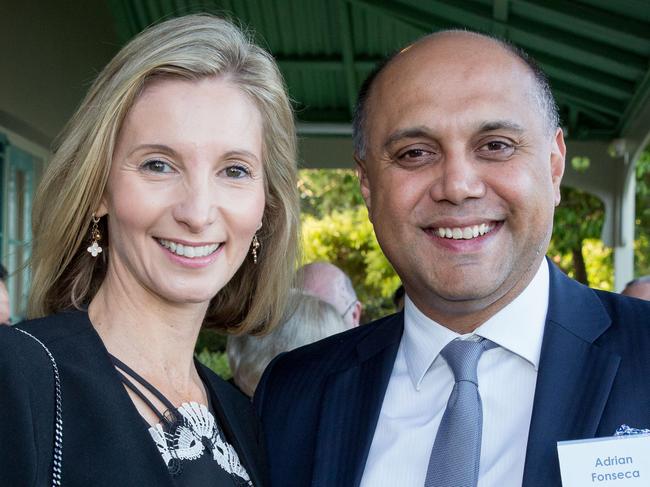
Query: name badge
557,434,650,486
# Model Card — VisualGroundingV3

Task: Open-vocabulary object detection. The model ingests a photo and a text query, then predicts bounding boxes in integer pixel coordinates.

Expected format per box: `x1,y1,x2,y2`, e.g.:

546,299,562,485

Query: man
621,276,650,300
298,261,362,328
0,264,10,325
255,31,650,487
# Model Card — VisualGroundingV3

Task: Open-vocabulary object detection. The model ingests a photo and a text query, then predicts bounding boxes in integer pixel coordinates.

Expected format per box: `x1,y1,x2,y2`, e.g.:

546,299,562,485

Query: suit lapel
522,263,620,485
311,314,404,487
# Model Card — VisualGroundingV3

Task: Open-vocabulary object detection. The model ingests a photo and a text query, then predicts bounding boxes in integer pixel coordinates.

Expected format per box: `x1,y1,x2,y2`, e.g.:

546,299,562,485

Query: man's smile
431,222,497,240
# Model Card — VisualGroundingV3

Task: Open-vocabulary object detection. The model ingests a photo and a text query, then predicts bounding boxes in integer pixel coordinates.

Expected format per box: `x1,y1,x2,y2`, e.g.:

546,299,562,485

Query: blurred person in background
621,276,650,301
0,264,10,324
228,291,348,397
298,261,362,328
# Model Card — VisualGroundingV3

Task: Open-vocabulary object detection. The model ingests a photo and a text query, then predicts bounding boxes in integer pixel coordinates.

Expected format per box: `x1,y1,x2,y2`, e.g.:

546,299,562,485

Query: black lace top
110,354,253,486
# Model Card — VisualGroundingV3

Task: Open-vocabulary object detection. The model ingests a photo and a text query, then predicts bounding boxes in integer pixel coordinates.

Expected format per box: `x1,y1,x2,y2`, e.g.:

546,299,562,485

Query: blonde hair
28,14,299,334
227,291,348,396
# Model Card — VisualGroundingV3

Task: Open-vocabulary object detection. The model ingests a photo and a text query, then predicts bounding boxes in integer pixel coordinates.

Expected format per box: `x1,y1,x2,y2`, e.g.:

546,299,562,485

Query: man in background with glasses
299,261,362,328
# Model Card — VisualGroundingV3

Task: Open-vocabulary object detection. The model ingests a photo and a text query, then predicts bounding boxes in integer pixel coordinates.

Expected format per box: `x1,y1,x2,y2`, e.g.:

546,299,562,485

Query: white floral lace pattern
148,401,252,485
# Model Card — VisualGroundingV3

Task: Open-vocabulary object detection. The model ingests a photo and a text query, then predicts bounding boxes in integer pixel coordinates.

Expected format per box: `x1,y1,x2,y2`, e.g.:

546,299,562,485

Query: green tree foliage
302,206,400,321
549,186,610,286
634,150,650,277
298,168,365,218
196,349,232,379
582,239,614,291
299,169,400,321
548,147,650,288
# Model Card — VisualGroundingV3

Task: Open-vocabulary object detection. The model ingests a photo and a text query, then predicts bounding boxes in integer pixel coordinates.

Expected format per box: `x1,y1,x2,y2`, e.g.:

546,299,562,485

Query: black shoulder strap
14,328,63,487
108,353,177,423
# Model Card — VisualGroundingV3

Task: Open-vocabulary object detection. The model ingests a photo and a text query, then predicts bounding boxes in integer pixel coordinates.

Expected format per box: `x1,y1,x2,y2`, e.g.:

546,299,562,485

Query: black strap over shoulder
14,328,63,487
108,353,178,424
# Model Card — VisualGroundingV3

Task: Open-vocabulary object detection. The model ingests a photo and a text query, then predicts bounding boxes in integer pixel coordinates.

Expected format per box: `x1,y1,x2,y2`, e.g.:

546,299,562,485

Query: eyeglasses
341,299,358,318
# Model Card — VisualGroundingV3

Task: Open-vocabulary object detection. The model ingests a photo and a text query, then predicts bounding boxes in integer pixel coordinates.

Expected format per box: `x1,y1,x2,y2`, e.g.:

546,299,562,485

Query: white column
613,158,636,292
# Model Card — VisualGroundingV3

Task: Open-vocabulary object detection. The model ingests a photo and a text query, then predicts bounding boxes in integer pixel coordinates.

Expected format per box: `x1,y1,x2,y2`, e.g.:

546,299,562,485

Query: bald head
622,277,650,301
353,30,559,159
298,262,361,328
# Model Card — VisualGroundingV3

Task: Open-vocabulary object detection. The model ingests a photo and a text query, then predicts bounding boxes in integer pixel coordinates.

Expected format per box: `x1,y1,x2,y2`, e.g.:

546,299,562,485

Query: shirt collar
403,259,550,389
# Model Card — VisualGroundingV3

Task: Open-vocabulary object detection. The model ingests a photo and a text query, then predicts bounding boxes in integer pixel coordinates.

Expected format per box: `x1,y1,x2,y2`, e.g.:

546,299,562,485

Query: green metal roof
108,0,650,141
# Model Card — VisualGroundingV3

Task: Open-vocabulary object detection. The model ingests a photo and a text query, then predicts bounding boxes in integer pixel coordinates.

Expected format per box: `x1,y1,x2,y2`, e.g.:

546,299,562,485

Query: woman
0,14,298,487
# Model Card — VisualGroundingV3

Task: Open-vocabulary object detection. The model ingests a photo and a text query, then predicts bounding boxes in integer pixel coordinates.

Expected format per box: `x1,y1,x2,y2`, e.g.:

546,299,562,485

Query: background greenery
198,149,650,375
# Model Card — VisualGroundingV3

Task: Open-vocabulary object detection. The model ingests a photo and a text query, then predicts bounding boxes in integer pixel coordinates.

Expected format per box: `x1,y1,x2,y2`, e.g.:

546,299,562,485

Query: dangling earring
251,234,260,264
87,214,103,257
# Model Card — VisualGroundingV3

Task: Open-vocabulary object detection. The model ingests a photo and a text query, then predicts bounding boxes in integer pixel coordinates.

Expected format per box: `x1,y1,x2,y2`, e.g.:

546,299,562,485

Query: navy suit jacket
255,263,650,487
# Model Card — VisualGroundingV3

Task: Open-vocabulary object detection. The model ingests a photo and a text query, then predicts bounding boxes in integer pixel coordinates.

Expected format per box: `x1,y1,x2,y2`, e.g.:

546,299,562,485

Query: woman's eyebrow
128,143,180,158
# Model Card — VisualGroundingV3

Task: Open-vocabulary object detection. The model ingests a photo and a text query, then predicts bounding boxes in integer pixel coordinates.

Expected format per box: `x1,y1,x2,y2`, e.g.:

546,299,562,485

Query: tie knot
441,338,494,385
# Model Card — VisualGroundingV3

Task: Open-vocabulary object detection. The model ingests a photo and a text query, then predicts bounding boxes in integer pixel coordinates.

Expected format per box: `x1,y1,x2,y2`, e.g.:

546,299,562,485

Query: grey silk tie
424,338,495,487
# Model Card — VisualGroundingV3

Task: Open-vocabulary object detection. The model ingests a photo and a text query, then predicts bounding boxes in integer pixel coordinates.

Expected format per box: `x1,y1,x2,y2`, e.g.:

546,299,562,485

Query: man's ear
351,300,362,327
550,127,566,207
355,155,372,219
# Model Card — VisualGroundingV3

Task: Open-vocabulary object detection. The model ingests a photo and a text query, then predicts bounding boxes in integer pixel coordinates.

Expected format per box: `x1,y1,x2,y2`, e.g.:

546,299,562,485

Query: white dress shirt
360,260,550,487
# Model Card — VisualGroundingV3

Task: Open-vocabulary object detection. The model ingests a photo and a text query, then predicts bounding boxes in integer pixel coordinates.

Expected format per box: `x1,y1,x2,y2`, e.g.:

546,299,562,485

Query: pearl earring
87,214,103,257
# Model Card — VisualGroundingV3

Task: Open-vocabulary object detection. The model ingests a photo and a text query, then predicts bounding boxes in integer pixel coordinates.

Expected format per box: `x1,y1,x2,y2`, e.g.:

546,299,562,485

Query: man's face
357,34,565,330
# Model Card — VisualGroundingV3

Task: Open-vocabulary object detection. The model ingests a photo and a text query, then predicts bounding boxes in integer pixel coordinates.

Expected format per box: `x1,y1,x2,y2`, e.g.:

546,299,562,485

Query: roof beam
351,0,645,81
108,0,138,42
278,58,342,71
567,106,579,135
432,0,646,80
278,54,628,128
554,94,617,127
280,56,627,97
554,89,620,120
347,0,450,32
512,0,650,56
493,0,509,21
294,107,353,123
580,0,650,22
619,65,650,161
532,51,633,101
278,57,378,72
338,0,357,116
491,0,509,37
620,66,650,134
278,52,633,104
505,22,644,81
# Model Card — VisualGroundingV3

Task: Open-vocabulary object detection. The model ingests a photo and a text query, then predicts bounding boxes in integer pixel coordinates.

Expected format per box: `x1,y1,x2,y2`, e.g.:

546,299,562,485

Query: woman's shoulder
0,313,79,383
0,316,79,487
0,328,49,486
0,320,58,416
0,309,97,381
0,321,54,367
12,309,93,344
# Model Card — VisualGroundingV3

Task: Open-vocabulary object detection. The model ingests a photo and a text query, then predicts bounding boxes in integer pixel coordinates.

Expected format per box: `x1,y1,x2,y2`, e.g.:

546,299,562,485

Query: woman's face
98,76,265,308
